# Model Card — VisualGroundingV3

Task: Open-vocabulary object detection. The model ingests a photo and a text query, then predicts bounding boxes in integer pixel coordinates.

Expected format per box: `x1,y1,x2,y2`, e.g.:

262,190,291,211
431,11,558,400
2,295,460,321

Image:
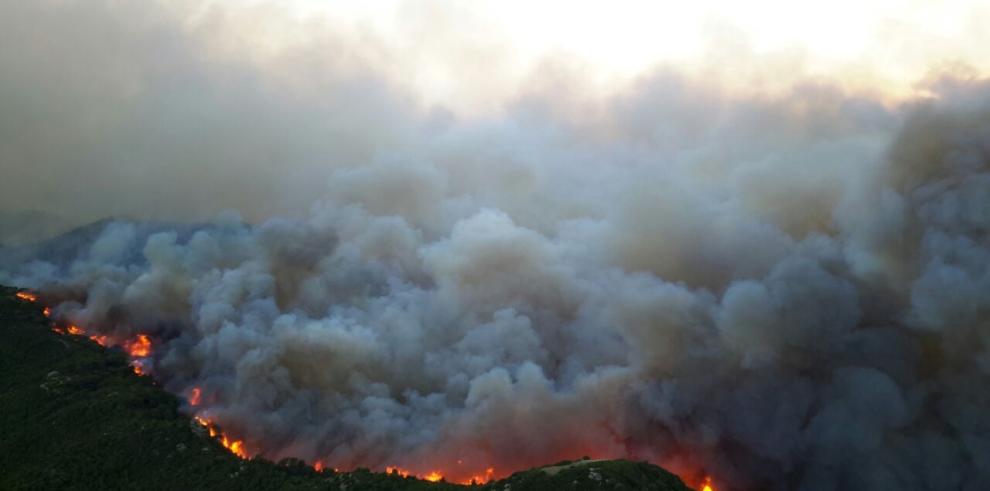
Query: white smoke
3,2,990,491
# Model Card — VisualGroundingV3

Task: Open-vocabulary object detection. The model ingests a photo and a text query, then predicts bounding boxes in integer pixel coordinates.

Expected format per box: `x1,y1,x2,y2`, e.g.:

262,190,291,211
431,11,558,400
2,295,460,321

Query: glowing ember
43,307,51,317
189,387,202,406
15,291,38,302
701,476,715,491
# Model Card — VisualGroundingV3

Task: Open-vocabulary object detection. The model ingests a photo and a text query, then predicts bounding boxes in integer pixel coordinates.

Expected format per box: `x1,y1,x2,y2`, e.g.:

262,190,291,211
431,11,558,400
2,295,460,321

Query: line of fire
15,289,716,490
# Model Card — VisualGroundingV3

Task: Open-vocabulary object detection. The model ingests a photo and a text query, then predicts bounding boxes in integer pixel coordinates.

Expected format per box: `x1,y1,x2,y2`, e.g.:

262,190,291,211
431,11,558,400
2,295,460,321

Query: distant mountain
0,286,695,491
0,217,211,271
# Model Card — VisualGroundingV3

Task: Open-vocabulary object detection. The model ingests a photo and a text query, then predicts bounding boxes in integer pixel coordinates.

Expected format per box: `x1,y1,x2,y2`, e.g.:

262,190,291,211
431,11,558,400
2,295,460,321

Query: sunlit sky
2,0,989,233
182,0,990,113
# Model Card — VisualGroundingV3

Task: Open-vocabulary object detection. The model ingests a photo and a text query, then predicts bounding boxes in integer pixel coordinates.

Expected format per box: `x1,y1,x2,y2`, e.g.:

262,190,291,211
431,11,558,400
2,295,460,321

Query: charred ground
0,286,692,491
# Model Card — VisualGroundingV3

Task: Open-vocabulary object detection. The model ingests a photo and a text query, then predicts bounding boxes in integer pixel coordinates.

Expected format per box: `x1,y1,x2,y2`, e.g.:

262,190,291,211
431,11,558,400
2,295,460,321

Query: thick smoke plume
3,2,990,491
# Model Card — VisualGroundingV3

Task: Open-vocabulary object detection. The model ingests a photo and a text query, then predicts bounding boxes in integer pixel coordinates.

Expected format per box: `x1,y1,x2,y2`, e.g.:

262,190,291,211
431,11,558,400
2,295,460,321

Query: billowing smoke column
3,77,990,490
3,3,990,490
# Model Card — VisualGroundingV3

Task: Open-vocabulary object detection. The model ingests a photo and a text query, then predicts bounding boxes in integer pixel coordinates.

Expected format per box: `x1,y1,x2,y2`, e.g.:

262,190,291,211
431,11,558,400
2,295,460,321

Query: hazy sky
212,0,990,109
1,0,989,236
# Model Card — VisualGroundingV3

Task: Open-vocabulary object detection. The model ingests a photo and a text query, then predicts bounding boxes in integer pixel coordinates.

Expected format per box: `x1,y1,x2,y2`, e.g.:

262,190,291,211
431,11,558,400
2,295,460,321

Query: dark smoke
3,2,990,491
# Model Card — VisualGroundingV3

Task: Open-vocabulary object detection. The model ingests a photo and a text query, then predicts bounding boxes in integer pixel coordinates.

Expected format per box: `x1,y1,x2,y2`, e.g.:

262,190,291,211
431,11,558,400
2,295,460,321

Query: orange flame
382,465,492,484
194,416,219,437
50,320,109,348
16,291,38,302
89,334,109,346
461,467,495,485
221,434,248,459
31,296,152,376
122,334,153,375
313,461,339,473
189,387,202,406
194,415,249,459
125,334,152,357
51,324,151,375
28,292,714,488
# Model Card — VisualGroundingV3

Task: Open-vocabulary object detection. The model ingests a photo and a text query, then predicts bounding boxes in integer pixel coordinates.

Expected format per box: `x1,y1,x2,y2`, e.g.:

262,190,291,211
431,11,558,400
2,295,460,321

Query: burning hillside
1,285,695,490
19,288,707,488
2,2,990,490
4,77,990,488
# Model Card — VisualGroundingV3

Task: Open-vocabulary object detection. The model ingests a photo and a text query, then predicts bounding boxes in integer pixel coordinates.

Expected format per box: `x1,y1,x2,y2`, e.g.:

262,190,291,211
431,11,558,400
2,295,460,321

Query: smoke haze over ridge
4,1,990,490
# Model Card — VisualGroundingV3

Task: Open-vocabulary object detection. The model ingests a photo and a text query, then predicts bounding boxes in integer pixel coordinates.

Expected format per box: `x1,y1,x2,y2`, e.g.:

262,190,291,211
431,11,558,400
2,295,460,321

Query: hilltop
0,286,693,491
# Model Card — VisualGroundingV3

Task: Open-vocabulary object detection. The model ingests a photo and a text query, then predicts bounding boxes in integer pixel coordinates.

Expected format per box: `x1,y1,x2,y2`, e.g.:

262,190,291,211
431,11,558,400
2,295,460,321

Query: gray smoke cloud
3,2,990,490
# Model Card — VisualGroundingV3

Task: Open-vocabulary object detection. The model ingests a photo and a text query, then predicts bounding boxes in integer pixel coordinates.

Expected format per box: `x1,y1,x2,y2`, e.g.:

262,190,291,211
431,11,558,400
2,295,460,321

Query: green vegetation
0,286,692,491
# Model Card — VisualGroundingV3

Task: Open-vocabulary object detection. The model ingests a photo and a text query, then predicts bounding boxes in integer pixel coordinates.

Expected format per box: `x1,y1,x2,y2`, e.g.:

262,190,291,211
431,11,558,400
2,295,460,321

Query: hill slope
0,286,693,491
